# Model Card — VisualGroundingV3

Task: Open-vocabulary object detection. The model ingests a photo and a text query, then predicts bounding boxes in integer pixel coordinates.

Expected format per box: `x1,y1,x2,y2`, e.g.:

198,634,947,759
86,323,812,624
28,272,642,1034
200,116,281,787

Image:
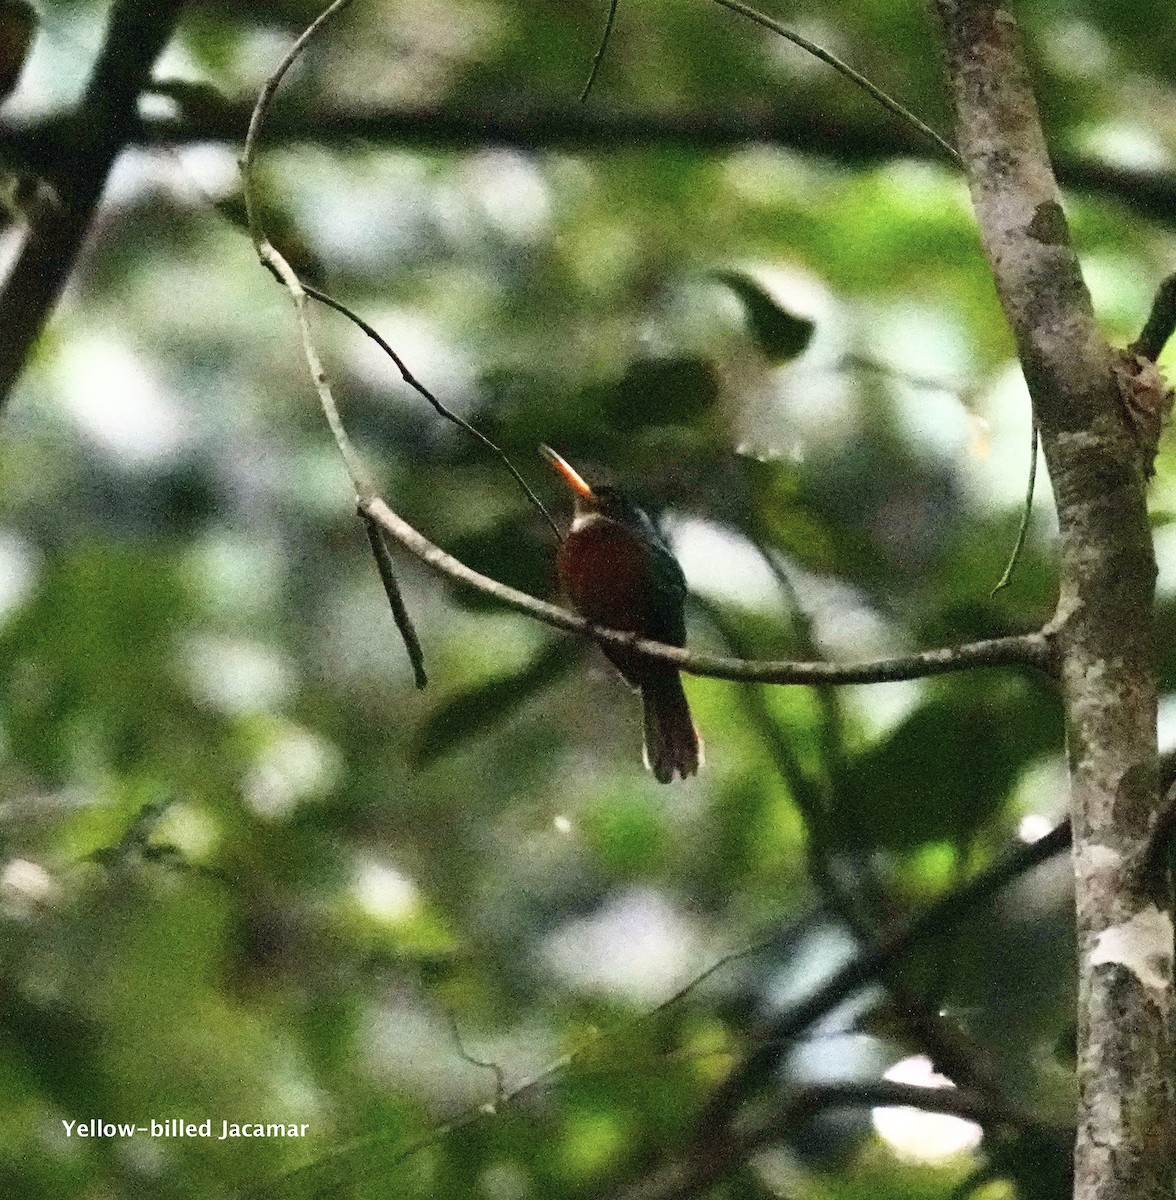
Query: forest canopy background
0,1,1174,1198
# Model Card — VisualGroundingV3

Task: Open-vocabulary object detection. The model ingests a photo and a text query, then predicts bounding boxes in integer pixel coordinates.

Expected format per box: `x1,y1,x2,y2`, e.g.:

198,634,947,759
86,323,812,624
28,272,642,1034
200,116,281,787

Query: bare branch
359,508,428,689
361,495,1054,686
240,0,373,502
1130,272,1176,363
696,816,1071,1136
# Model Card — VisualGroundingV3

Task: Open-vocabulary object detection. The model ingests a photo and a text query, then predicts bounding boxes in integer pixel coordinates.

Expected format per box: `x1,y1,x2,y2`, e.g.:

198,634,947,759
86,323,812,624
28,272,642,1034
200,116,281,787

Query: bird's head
540,445,628,524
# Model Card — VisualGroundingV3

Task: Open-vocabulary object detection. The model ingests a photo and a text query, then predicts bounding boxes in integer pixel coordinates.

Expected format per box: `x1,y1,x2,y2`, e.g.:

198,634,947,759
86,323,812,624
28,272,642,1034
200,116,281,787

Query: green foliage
1,0,1170,1197
711,269,817,363
836,679,1060,850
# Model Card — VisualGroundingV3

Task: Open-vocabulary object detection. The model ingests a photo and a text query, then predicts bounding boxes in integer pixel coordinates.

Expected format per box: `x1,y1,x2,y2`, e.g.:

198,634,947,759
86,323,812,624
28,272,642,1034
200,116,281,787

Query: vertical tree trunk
930,3,1174,1197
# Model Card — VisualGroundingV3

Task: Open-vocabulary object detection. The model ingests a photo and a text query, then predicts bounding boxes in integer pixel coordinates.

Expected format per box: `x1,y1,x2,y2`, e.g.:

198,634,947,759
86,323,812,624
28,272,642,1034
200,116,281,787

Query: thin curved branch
708,0,959,165
242,0,355,252
241,6,562,537
304,284,561,539
361,495,1055,685
580,0,621,101
241,0,371,497
991,419,1040,595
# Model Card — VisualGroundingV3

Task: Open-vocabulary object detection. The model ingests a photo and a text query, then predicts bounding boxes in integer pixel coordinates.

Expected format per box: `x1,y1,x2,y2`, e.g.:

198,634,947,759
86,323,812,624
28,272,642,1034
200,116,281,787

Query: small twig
707,0,960,166
259,928,793,1197
1129,272,1176,362
749,540,848,785
251,1028,599,1198
444,1008,506,1109
992,419,1039,594
840,352,963,396
581,0,620,102
695,594,830,862
647,919,812,1015
361,494,1055,686
306,284,560,539
359,507,427,688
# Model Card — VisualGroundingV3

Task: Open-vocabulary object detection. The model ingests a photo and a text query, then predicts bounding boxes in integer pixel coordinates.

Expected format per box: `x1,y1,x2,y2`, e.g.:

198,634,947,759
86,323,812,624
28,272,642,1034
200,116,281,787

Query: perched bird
542,445,702,783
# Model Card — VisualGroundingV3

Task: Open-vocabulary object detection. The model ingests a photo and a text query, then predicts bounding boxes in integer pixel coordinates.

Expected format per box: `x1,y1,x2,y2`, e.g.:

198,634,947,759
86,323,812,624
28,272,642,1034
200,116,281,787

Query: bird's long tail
641,669,702,784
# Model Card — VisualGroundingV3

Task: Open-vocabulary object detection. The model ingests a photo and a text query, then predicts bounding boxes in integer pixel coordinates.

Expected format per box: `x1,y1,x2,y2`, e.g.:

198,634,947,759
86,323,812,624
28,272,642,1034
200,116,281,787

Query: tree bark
930,2,1174,1198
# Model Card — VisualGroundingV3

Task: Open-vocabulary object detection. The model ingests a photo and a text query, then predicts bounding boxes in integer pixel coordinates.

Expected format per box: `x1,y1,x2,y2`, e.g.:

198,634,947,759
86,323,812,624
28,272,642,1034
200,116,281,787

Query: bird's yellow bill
540,445,593,498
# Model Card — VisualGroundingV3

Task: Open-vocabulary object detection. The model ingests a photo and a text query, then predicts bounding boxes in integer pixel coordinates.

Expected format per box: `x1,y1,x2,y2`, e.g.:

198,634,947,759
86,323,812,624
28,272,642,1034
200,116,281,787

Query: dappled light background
1,1,1173,1197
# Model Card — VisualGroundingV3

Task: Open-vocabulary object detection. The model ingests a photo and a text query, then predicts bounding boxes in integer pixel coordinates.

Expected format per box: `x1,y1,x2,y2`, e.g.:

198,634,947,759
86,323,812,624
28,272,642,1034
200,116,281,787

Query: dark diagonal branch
1130,272,1176,363
699,596,1008,1104
611,1079,1071,1200
605,819,1072,1200
698,819,1071,1126
361,495,1054,686
9,98,1175,225
0,0,185,409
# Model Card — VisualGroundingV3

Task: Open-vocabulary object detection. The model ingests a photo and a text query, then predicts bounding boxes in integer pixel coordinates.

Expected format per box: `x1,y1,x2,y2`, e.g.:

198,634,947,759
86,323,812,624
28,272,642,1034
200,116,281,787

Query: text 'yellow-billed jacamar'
542,446,702,783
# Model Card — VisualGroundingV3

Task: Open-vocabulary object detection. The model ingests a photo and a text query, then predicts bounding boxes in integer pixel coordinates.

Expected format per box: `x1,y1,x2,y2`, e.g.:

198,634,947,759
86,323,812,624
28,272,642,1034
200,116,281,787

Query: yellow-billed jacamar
542,445,702,783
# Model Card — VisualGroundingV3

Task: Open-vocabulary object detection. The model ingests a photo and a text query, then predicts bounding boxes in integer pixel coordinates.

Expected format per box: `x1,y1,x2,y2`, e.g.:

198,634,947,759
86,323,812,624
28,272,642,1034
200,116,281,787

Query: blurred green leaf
711,269,816,363
582,790,669,879
596,356,721,430
0,0,34,103
0,544,196,781
835,681,1058,850
443,513,555,612
414,639,578,764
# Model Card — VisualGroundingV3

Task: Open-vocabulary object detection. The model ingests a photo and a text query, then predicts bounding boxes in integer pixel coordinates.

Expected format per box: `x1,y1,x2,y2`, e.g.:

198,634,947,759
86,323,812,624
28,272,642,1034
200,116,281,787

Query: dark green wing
618,494,689,647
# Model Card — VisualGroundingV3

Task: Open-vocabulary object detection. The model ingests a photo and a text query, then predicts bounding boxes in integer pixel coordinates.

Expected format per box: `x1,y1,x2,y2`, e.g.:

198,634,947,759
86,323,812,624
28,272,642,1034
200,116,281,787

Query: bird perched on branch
541,445,702,783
